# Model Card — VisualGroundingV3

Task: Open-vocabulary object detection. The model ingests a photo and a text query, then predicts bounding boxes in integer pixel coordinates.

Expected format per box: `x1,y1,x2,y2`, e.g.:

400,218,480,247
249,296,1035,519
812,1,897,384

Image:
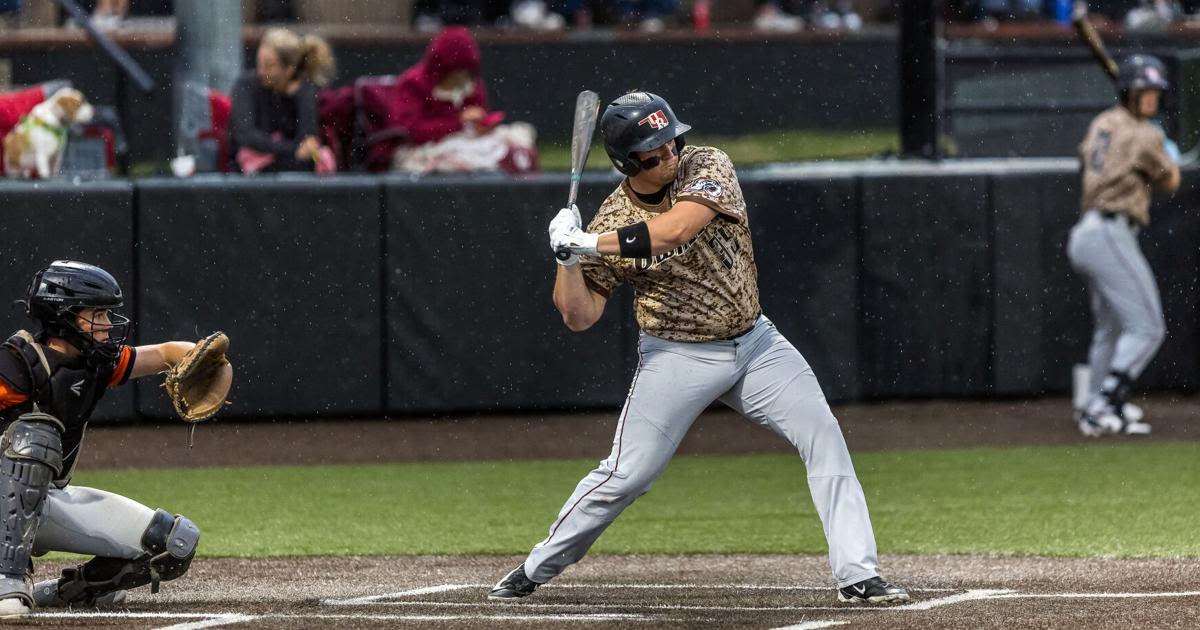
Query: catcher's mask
26,260,130,365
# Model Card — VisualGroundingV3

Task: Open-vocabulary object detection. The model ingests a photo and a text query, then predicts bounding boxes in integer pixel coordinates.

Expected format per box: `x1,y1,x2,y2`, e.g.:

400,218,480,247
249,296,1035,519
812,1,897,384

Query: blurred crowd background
0,0,1198,34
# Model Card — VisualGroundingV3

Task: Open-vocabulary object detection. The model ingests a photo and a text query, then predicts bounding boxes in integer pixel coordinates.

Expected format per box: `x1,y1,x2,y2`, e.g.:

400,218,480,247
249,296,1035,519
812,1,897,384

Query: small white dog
4,87,94,179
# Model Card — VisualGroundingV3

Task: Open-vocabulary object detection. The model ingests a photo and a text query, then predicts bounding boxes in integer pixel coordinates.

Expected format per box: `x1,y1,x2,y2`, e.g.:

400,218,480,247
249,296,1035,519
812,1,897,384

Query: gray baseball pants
1067,210,1166,399
33,485,156,559
524,315,881,588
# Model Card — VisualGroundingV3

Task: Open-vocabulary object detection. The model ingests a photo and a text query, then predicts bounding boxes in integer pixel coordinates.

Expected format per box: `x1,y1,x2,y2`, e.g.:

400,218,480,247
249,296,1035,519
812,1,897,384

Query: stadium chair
198,89,232,173
318,84,355,172
353,75,410,172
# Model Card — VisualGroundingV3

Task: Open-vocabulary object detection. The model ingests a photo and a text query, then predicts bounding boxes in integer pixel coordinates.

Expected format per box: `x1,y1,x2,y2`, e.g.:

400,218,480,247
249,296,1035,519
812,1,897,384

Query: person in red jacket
370,26,537,174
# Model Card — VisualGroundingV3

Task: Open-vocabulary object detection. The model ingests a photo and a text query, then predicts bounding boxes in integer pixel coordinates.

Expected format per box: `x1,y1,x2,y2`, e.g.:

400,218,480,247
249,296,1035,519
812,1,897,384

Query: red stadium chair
354,75,409,173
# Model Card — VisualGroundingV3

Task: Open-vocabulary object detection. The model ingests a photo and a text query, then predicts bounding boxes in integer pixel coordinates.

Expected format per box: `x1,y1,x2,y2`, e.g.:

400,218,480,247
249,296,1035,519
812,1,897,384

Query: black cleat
837,576,910,604
488,564,540,601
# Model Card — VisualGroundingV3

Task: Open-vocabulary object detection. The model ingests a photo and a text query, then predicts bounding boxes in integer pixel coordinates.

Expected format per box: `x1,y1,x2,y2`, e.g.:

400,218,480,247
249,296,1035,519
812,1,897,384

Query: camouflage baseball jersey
580,145,760,342
1079,105,1175,226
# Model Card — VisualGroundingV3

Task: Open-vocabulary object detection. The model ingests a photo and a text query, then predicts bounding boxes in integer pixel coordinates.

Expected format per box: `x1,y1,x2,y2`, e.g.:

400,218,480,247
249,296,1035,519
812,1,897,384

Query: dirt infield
23,554,1200,629
26,395,1196,628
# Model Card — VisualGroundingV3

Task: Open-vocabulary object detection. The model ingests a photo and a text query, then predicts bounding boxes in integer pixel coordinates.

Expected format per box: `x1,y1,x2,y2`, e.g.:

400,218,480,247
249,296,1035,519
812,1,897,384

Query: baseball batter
0,261,223,617
1070,55,1180,437
489,92,908,604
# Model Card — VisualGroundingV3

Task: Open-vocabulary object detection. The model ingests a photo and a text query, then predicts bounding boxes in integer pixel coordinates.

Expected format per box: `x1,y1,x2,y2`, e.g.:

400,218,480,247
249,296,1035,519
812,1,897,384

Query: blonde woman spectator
230,28,336,174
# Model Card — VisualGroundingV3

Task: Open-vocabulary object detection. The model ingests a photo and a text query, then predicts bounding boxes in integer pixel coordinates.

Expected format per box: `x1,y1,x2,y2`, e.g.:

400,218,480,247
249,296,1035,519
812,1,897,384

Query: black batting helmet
26,260,130,363
600,92,691,176
1117,54,1169,92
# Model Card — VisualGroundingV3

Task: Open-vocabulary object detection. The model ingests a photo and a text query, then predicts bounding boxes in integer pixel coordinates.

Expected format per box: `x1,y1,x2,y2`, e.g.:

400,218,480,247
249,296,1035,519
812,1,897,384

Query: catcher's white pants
524,316,881,588
1067,210,1165,398
33,486,156,559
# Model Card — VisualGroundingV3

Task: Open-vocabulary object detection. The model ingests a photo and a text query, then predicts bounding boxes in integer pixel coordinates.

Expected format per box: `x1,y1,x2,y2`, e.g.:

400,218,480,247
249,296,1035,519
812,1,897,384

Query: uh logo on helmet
1117,54,1169,92
601,92,691,176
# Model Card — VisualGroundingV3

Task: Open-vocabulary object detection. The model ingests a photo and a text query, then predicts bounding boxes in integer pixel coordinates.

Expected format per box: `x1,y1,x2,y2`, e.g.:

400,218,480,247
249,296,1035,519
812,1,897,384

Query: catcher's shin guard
0,413,64,604
52,509,200,606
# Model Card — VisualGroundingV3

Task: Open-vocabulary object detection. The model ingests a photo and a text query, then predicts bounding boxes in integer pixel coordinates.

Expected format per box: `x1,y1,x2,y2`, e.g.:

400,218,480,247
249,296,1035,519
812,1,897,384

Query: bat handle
556,248,574,261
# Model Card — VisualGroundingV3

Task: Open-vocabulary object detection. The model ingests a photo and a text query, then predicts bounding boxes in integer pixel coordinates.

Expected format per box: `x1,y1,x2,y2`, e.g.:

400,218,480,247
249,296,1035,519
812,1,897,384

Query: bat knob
555,248,573,261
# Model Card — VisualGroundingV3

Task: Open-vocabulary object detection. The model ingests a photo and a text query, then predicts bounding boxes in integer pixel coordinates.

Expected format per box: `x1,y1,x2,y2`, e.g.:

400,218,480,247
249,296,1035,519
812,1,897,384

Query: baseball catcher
490,92,908,605
0,261,230,617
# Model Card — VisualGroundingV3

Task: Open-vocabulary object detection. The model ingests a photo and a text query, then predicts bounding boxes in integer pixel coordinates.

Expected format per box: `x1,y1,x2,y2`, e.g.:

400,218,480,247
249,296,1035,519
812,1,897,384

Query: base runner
489,92,908,605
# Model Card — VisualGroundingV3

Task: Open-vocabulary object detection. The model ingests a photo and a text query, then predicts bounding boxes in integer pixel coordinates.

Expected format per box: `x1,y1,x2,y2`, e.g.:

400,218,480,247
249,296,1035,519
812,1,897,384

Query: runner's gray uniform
1070,104,1175,409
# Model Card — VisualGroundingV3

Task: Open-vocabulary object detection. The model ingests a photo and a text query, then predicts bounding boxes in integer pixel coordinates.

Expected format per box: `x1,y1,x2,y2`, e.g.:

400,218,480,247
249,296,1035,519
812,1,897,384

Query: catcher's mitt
164,332,232,422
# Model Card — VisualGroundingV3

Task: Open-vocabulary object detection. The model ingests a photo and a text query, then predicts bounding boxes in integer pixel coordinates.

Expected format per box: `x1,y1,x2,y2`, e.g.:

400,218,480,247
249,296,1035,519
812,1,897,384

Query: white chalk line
154,614,259,630
892,588,1016,611
40,610,657,625
324,583,477,605
322,582,954,605
768,590,1012,628
37,612,257,630
771,622,849,630
34,585,1200,627
351,600,883,612
990,591,1200,599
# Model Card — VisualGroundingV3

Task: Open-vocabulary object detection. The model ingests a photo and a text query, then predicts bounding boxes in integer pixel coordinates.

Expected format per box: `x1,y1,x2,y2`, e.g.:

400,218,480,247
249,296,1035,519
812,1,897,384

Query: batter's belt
712,315,761,342
1096,209,1137,227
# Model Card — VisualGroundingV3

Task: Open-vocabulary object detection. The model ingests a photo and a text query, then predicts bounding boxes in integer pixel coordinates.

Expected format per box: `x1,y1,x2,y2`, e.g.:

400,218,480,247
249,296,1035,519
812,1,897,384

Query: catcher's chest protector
2,332,111,484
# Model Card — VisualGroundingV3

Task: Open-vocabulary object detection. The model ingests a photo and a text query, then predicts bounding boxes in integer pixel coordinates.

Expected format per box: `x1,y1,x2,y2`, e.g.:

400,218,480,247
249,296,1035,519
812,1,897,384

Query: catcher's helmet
26,260,129,363
1117,54,1169,92
600,92,691,176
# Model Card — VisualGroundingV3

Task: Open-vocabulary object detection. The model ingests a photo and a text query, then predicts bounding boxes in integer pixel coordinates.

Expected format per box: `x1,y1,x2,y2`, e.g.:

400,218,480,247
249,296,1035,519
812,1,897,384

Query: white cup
170,154,196,178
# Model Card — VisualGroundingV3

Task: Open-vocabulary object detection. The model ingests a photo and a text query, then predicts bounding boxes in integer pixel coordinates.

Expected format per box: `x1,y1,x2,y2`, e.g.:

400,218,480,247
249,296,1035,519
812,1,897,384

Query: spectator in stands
377,26,537,174
614,0,679,30
754,0,804,31
91,0,128,30
753,0,862,31
958,0,1044,22
413,0,520,30
229,27,336,174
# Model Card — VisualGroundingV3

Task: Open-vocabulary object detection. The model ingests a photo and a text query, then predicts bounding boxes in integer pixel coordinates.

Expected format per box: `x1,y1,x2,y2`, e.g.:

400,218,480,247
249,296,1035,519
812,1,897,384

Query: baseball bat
1072,5,1119,82
555,90,601,262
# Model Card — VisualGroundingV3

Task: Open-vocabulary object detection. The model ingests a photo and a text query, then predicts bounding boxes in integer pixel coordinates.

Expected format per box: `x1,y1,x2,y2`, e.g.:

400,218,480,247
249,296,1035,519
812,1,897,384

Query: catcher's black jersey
0,333,135,485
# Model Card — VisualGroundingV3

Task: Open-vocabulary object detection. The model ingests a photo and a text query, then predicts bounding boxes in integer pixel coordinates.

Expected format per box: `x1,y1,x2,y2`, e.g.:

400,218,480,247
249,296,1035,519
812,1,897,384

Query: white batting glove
551,225,599,257
548,205,598,259
1164,137,1182,165
549,205,581,235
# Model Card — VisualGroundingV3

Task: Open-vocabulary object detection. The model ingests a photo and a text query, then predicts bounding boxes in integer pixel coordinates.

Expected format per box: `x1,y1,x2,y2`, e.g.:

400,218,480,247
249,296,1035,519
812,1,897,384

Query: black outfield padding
1138,178,1200,391
134,177,384,418
384,175,631,413
859,174,992,398
0,182,136,423
991,170,1081,395
745,174,861,402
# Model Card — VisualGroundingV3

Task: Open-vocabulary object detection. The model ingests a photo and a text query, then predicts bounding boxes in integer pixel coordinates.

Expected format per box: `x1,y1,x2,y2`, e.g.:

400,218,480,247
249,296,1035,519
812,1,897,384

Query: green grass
66,442,1199,559
538,128,899,171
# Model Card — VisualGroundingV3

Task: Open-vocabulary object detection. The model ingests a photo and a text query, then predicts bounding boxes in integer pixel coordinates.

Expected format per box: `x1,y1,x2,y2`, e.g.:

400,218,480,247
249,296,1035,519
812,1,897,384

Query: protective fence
1,163,1197,421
